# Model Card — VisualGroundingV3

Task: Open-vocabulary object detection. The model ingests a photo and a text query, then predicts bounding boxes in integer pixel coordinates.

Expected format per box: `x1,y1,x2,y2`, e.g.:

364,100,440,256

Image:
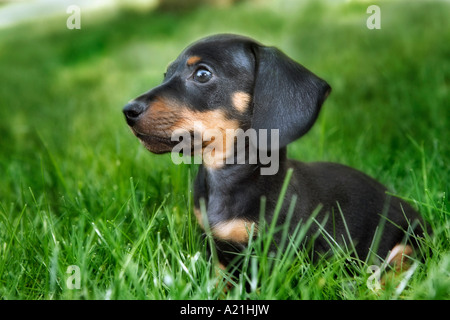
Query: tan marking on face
135,96,240,168
173,109,240,169
211,219,256,243
187,56,202,66
129,97,181,153
137,97,179,134
231,91,251,113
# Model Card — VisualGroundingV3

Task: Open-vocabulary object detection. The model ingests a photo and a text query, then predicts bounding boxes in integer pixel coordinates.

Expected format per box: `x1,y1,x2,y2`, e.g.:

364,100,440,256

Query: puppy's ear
250,45,331,149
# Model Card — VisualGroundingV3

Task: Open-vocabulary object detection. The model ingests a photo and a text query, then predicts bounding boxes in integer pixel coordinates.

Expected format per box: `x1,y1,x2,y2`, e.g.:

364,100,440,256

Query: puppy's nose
123,101,147,126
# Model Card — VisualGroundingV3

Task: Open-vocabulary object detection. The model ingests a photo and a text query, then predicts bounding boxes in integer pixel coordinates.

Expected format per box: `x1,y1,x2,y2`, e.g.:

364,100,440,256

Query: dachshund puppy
123,34,425,274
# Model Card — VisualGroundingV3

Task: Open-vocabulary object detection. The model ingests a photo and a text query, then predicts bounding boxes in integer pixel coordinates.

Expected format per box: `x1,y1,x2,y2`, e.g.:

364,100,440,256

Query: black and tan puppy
123,34,424,274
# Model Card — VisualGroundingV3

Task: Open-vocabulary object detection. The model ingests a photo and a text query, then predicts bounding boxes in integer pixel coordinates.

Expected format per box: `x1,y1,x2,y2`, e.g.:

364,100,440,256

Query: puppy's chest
193,189,257,245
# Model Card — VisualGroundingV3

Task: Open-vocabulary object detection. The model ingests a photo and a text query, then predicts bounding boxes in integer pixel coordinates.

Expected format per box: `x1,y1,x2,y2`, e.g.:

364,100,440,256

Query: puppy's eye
193,68,212,83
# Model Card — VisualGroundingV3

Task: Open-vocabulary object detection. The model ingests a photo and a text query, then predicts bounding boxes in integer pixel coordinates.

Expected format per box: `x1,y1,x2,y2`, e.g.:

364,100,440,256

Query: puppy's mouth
131,128,176,154
136,132,172,144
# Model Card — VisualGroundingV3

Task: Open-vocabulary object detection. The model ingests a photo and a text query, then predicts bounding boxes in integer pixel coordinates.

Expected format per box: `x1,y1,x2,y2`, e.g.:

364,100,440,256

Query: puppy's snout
123,101,147,126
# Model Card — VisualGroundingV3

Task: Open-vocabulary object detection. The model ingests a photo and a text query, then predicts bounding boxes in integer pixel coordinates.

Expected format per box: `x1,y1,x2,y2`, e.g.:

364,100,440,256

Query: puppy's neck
203,147,288,188
202,136,284,176
199,148,288,224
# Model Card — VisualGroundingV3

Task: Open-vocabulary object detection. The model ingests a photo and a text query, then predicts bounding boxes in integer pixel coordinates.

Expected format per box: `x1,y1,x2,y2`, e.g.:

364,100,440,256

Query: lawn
0,0,449,300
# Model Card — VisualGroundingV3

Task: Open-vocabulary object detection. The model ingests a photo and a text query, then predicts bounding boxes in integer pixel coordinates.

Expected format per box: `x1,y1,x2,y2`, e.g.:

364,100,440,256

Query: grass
0,0,449,299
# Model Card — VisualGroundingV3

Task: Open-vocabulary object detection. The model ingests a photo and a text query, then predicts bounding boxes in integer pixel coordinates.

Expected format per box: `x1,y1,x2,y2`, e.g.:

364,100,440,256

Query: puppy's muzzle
123,100,147,126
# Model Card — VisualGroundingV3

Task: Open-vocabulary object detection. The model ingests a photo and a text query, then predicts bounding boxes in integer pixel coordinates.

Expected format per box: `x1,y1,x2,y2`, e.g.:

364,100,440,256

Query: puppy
123,34,425,274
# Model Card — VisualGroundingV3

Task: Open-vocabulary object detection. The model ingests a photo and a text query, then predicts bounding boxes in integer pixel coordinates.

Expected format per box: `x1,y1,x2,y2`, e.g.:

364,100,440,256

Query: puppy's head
123,34,330,157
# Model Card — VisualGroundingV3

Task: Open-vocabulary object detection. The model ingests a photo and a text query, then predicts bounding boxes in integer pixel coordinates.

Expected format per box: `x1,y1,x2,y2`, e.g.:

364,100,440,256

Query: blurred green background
0,0,448,299
1,0,448,208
